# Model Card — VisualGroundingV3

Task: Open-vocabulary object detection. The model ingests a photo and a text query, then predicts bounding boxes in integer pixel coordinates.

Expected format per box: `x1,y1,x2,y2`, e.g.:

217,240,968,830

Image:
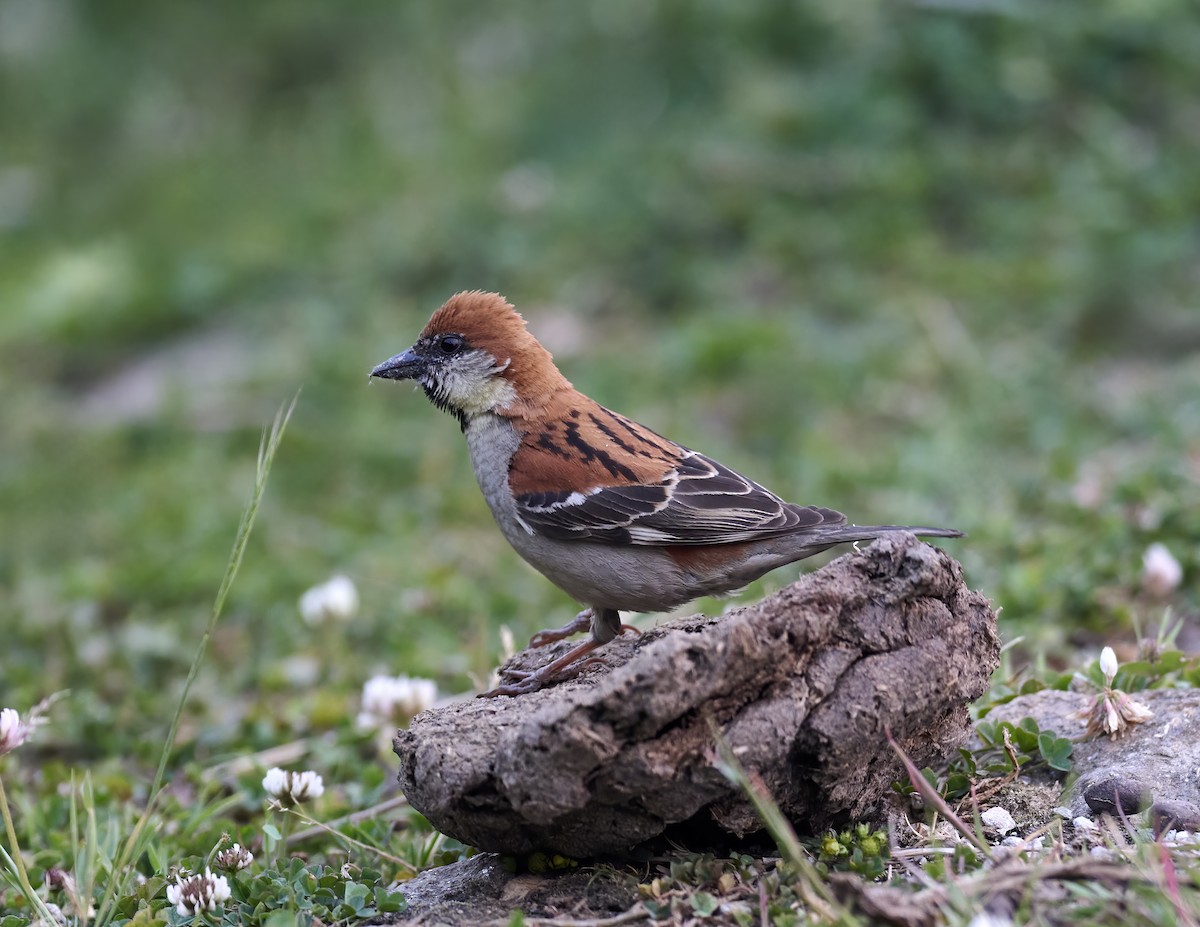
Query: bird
370,291,962,697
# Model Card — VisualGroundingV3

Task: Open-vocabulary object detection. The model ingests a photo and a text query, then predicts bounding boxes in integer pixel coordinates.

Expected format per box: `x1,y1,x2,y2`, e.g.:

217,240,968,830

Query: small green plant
154,857,406,924
814,824,889,880
973,717,1075,776
639,855,761,925
891,714,1074,810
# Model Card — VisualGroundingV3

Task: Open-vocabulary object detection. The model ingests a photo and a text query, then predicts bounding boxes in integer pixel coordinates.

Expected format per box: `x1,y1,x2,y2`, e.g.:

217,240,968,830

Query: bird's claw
481,615,631,698
478,653,600,698
478,666,578,698
478,674,543,698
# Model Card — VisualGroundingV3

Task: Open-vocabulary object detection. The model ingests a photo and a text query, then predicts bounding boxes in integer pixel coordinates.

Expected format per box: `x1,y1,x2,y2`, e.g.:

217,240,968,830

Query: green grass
2,1,1199,923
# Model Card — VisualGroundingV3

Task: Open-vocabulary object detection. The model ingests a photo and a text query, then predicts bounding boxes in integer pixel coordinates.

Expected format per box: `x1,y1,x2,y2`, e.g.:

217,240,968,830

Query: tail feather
812,524,964,544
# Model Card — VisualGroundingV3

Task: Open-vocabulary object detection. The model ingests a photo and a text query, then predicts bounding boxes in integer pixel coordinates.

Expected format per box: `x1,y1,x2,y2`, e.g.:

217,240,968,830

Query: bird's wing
512,445,845,546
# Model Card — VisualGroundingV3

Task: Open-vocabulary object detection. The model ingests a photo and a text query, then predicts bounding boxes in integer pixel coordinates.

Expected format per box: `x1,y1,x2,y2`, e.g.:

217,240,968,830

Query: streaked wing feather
514,449,844,545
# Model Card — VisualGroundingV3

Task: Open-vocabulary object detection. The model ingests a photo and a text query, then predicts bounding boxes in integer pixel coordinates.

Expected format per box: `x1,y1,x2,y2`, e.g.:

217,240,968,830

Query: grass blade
93,394,298,926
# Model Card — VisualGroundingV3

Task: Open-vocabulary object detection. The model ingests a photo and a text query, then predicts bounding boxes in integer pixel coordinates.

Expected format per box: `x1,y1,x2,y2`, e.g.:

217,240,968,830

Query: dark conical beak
370,347,426,381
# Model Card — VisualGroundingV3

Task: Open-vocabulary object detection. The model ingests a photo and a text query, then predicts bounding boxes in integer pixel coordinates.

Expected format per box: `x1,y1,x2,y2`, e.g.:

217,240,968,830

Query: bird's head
370,291,570,426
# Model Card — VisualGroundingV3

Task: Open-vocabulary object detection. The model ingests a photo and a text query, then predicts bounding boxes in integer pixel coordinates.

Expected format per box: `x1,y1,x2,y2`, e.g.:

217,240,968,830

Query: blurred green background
2,0,1197,763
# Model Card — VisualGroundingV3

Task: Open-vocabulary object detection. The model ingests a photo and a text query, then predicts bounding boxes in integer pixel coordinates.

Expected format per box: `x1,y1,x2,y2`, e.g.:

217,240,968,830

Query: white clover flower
1074,644,1154,740
1104,697,1121,735
966,911,1013,927
0,707,28,756
165,868,231,916
1074,677,1154,740
262,767,324,806
1142,543,1182,598
214,842,253,872
1110,691,1153,732
355,674,438,731
298,574,359,624
30,901,66,927
287,771,324,803
1099,646,1119,686
2,693,67,758
262,766,288,797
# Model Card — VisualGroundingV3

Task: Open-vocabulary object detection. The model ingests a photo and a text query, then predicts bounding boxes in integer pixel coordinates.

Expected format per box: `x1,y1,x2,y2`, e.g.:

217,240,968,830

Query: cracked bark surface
394,533,999,857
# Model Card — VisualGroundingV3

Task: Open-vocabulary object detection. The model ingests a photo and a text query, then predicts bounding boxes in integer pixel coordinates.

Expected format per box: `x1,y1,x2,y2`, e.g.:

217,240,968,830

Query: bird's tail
812,524,964,545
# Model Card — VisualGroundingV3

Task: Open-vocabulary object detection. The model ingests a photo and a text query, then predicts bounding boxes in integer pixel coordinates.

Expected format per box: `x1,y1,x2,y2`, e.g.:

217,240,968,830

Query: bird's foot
479,638,604,698
479,664,588,698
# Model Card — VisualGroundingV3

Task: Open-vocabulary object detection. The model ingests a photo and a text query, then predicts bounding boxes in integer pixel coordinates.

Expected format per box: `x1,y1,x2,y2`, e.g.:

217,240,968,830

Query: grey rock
379,854,640,925
983,687,1200,820
394,534,998,856
981,806,1018,834
1083,774,1152,816
1151,799,1200,836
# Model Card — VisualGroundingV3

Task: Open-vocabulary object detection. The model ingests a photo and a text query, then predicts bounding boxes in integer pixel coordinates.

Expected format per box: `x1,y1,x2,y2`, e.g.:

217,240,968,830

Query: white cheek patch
432,351,518,415
468,376,518,413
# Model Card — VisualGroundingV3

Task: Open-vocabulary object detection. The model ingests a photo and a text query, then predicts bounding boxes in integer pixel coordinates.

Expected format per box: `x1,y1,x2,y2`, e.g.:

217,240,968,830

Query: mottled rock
981,807,1017,835
382,854,639,925
1083,775,1152,816
984,688,1200,822
394,534,998,856
1151,799,1200,836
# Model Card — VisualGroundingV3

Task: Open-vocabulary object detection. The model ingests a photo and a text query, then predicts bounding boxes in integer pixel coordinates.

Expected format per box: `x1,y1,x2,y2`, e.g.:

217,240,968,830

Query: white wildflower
966,910,1013,927
0,693,62,757
1141,543,1182,598
262,767,324,806
1099,646,1119,685
356,674,438,730
1074,647,1154,739
298,574,359,624
1112,691,1153,729
165,868,231,916
1079,688,1154,738
1104,697,1121,735
261,766,288,797
30,902,66,927
214,842,254,872
0,707,28,756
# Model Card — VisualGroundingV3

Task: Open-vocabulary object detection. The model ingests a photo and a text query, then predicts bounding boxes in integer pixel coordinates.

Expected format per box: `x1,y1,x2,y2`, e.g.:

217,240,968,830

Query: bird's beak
370,347,426,381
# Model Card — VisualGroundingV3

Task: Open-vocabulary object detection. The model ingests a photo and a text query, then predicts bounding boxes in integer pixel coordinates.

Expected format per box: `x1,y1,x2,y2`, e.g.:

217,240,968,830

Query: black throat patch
422,382,468,432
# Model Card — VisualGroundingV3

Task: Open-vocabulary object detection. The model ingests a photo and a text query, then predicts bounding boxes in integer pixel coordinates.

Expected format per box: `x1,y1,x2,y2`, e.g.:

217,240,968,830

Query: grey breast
461,413,696,611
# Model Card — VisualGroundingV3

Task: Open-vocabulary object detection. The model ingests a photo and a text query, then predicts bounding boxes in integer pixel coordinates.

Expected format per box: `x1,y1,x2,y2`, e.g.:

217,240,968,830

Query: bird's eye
437,334,464,355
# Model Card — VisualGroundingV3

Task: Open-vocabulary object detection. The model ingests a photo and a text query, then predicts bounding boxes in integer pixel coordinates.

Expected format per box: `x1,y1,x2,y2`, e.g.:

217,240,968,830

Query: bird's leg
481,608,633,698
528,607,641,648
528,608,595,647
